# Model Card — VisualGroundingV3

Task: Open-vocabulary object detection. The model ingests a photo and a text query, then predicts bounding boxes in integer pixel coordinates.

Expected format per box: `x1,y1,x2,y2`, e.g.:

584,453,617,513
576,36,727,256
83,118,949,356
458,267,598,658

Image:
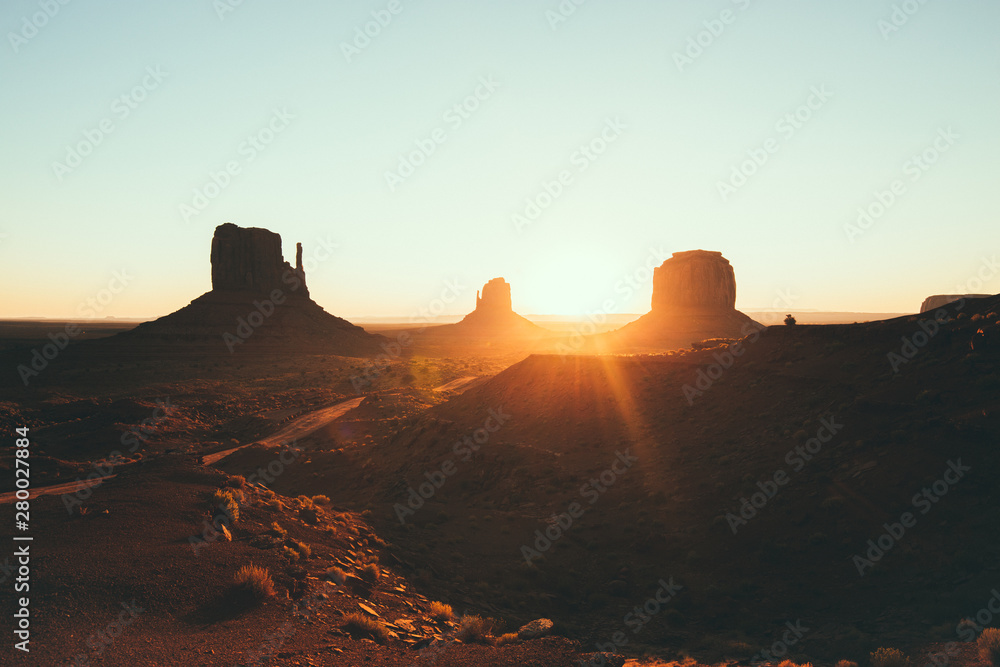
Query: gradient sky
2,0,998,320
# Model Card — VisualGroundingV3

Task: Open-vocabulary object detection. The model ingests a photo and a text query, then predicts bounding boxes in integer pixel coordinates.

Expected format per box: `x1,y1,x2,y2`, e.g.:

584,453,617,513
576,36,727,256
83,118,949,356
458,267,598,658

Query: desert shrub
870,648,908,667
836,661,859,667
428,601,454,622
979,628,1000,666
223,475,247,489
456,614,503,644
312,495,331,505
282,546,300,562
269,522,287,537
494,632,519,646
361,563,381,584
784,314,797,325
343,612,389,644
778,661,813,667
325,566,347,585
971,313,983,322
233,564,275,600
211,489,240,524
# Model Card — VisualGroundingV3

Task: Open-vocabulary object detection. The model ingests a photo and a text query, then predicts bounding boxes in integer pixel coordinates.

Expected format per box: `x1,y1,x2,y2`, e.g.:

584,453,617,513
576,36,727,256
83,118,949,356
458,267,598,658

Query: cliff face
651,250,736,312
210,223,308,296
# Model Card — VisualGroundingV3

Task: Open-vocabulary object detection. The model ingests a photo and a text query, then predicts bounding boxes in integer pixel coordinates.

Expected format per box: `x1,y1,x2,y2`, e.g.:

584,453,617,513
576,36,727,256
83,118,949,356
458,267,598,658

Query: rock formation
651,250,736,312
431,278,547,338
601,250,759,351
920,294,990,313
475,278,513,316
111,223,381,356
210,222,308,296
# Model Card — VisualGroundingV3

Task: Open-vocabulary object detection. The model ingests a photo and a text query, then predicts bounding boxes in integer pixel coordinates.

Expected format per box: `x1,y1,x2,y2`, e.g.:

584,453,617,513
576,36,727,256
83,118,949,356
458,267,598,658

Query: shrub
836,661,858,667
343,612,389,644
325,566,347,585
361,563,381,584
428,601,454,622
456,614,503,644
784,314,797,326
212,490,240,524
979,628,1000,666
269,522,287,537
312,495,331,505
292,541,311,559
870,648,908,667
223,475,247,489
233,564,275,600
494,633,519,646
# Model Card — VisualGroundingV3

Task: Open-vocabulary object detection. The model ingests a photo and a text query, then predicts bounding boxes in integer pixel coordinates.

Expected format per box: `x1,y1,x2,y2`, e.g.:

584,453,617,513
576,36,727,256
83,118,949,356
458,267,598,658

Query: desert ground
0,292,998,666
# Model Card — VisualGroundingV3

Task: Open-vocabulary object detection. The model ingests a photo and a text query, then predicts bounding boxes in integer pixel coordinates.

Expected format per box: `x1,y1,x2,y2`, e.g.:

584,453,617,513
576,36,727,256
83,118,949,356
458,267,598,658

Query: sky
1,0,998,320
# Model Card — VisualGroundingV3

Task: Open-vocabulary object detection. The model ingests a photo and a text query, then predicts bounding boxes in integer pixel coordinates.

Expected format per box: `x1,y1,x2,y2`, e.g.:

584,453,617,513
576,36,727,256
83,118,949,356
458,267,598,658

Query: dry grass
428,601,454,622
870,648,909,667
325,566,347,585
361,563,381,584
494,632,519,646
211,489,241,523
456,614,503,645
233,564,275,601
979,628,1000,666
343,612,390,644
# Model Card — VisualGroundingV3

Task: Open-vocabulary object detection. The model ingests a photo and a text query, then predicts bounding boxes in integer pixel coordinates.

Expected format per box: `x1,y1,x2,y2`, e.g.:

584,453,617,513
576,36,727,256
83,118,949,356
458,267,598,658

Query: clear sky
2,0,998,320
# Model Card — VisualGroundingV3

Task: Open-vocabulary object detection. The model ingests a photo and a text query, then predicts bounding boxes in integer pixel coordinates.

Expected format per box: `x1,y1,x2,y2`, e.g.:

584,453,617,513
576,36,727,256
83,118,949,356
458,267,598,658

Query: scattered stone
516,618,554,640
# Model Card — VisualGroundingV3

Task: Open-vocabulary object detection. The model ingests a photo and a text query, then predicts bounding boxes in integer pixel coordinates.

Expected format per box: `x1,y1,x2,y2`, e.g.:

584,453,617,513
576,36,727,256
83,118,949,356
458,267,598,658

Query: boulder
516,618,554,640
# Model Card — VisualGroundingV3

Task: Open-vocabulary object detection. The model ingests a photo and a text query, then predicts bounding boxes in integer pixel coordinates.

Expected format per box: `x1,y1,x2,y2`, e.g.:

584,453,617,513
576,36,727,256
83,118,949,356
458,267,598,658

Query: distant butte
603,249,760,350
431,277,547,338
111,223,382,355
920,294,991,313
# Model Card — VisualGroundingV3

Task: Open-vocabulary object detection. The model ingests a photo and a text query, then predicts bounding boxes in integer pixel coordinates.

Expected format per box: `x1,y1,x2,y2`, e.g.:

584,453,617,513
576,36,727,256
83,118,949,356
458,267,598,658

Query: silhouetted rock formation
475,278,513,316
111,223,381,356
210,223,308,296
920,294,990,313
430,278,547,338
601,250,759,351
651,250,736,313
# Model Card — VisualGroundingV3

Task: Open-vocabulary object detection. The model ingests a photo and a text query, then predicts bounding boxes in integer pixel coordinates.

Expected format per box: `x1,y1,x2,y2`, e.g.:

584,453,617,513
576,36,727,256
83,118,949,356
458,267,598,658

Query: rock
475,278,513,315
431,278,546,338
516,618,554,640
920,294,990,313
651,249,735,312
604,249,760,350
210,222,308,296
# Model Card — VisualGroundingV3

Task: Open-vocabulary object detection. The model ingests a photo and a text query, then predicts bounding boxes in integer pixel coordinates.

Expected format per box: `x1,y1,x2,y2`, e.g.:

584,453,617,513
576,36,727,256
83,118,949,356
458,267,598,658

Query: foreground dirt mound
341,295,1000,663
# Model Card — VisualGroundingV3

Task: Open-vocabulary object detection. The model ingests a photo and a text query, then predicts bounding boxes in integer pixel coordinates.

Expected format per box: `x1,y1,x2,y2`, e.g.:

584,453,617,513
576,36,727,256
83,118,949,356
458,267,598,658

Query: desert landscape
2,2,999,666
